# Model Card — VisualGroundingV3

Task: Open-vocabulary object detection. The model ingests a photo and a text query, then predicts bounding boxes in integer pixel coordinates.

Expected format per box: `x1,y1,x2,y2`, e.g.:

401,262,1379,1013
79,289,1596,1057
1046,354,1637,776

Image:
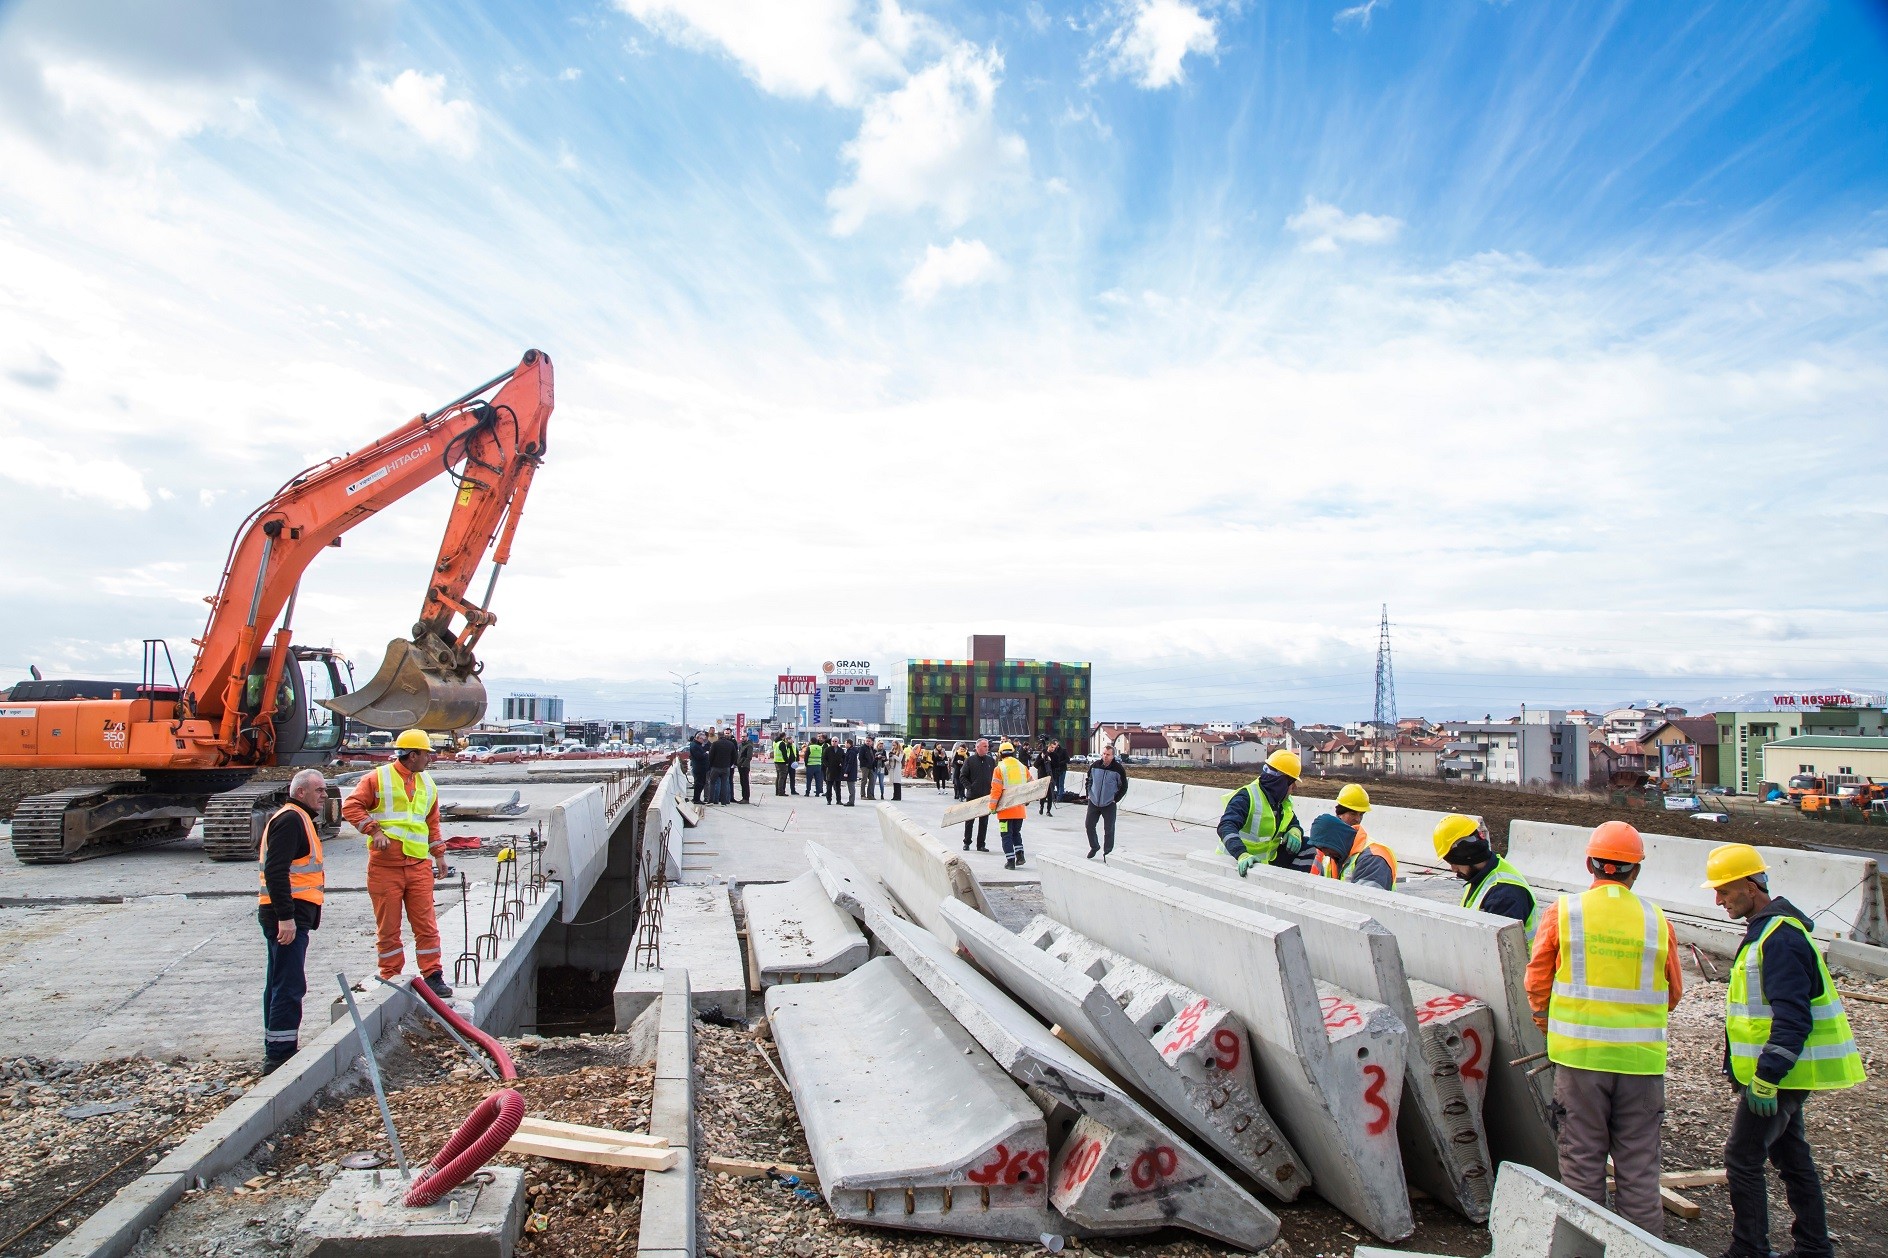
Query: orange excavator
1,350,553,863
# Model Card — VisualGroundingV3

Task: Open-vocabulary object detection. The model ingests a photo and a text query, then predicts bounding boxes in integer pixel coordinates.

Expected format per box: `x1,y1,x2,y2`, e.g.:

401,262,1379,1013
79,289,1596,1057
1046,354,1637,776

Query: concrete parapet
437,788,525,818
543,777,642,925
741,871,869,985
805,840,903,927
1036,853,1414,1242
875,805,994,949
642,762,688,885
1508,819,1886,946
1187,852,1557,1175
637,969,697,1258
766,957,1061,1244
1119,856,1490,1222
613,883,746,1028
944,901,1309,1201
871,909,1280,1249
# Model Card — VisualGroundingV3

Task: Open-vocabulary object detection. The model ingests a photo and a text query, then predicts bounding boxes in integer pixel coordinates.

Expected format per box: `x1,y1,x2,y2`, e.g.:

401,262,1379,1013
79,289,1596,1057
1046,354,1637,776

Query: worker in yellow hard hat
989,740,1033,870
342,729,452,999
1703,844,1865,1258
1434,814,1538,942
1219,748,1308,876
1524,821,1683,1236
1305,784,1397,890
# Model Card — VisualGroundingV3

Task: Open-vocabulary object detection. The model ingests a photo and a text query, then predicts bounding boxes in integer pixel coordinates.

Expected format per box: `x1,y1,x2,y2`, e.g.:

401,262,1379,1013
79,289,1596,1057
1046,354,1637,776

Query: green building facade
905,657,1091,749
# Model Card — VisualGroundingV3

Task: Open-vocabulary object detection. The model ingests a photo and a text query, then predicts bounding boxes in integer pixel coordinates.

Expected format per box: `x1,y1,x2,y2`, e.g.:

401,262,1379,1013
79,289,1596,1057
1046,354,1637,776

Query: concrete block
293,1167,525,1258
1189,852,1558,1176
1408,979,1494,1131
876,805,994,949
437,789,524,818
806,840,905,925
1036,853,1413,1242
943,901,1310,1201
1483,1161,1709,1257
42,1172,184,1258
640,969,696,1258
871,908,1280,1249
1828,936,1888,979
1509,819,1887,946
765,957,1061,1244
613,883,746,1028
1118,856,1491,1222
741,871,869,985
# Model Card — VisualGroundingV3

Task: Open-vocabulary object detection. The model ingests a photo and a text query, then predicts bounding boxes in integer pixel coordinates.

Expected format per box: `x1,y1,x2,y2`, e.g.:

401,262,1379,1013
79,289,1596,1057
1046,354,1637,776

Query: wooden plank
504,1132,679,1172
941,775,1051,827
707,1156,819,1187
1838,987,1888,1006
515,1116,668,1149
1659,1187,1702,1220
1606,1168,1727,1192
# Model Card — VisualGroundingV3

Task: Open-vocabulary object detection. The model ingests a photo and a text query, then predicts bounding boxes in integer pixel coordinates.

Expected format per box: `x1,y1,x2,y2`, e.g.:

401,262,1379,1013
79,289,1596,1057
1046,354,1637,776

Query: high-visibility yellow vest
257,803,325,907
1547,884,1670,1075
807,743,823,767
370,762,436,861
1226,784,1297,861
1726,916,1866,1091
772,741,789,763
1463,856,1539,944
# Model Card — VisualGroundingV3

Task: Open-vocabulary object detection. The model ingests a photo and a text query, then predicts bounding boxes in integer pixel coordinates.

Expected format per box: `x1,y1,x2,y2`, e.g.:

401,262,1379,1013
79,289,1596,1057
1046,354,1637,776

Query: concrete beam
870,909,1280,1249
941,776,1051,827
1408,979,1494,1132
1186,852,1557,1176
437,788,525,818
805,840,903,926
637,970,697,1258
1482,1162,1709,1258
942,901,1310,1201
1117,856,1491,1222
1035,853,1414,1242
765,957,1061,1244
876,805,994,949
741,872,869,985
613,883,746,1028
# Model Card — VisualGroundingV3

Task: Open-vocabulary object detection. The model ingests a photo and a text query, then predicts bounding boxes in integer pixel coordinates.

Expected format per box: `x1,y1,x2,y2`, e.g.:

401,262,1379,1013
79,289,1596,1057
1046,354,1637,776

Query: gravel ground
0,1056,254,1258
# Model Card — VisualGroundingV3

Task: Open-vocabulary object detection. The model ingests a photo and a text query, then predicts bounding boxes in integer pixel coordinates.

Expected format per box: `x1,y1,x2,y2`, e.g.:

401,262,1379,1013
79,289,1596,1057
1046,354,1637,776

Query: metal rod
376,977,499,1082
280,582,300,633
336,973,410,1176
425,367,518,422
479,561,505,611
245,534,275,628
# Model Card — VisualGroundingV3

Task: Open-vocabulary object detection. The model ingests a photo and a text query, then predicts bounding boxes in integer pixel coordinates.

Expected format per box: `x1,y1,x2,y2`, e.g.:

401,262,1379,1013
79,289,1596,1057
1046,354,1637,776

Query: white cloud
615,0,914,106
1103,0,1218,90
828,44,1028,234
1334,0,1388,31
559,66,583,82
1284,196,1402,253
902,238,1004,303
381,69,479,158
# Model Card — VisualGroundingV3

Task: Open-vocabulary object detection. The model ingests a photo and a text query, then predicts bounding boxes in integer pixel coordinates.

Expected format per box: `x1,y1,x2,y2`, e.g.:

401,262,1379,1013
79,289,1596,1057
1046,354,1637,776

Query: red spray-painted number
1129,1146,1179,1190
1460,1027,1486,1082
1321,995,1363,1031
1160,998,1209,1055
1415,991,1474,1025
967,1144,1047,1185
1211,1027,1242,1071
1058,1138,1104,1192
1362,1064,1392,1135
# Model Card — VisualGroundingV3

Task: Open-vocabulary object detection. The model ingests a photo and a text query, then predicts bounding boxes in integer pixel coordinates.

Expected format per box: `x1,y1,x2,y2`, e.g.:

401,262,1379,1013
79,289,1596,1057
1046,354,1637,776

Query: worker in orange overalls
343,729,453,998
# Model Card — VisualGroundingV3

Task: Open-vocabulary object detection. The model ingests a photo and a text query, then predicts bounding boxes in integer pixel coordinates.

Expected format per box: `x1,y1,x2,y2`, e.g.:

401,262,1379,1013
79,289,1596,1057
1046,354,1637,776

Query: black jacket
1048,747,1071,775
825,747,844,782
709,736,737,769
1724,896,1825,1086
1462,860,1537,928
737,740,754,766
688,739,710,775
259,798,322,930
962,753,997,797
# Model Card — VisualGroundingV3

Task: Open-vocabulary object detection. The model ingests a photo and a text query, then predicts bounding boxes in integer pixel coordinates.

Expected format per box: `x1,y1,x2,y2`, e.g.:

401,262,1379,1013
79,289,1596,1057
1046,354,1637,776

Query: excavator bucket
321,639,487,731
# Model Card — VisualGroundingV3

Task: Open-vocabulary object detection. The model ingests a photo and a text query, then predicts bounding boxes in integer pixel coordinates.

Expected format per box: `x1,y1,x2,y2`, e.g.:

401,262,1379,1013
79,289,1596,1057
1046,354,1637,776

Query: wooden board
504,1131,679,1172
1659,1187,1703,1220
706,1156,819,1187
515,1115,668,1149
941,775,1051,827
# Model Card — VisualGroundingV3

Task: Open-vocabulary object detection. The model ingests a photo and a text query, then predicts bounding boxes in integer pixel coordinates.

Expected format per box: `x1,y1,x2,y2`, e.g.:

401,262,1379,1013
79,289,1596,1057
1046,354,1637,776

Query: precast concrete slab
293,1167,526,1258
1035,853,1414,1242
764,956,1062,1244
437,788,526,818
1116,855,1491,1222
613,883,746,1028
876,805,994,949
1480,1162,1709,1258
870,908,1281,1250
942,900,1309,1202
1184,852,1557,1176
1407,979,1494,1133
741,871,869,985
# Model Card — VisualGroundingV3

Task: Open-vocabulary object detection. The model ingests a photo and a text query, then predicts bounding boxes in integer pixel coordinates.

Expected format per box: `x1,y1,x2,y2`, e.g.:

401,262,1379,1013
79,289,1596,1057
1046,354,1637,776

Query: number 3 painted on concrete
1362,1064,1391,1135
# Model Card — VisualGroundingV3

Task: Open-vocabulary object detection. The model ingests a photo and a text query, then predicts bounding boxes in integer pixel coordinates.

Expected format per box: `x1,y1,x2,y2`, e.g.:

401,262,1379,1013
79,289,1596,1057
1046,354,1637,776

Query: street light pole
670,671,700,740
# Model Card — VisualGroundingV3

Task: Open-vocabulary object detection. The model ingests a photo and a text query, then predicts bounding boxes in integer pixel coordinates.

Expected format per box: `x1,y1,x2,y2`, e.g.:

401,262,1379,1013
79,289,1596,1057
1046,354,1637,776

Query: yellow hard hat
998,741,1015,754
1335,783,1371,813
1265,749,1302,779
1702,843,1767,889
394,729,432,751
1432,813,1485,860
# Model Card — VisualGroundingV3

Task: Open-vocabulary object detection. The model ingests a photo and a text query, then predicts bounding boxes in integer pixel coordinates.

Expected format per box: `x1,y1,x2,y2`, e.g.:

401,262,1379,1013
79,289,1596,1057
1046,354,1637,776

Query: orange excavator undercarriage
1,349,553,863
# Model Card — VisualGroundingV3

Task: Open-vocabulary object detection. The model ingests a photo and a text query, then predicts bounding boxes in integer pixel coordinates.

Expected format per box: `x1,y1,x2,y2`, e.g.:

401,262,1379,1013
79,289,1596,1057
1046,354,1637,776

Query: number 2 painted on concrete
1362,1064,1392,1135
1460,1028,1485,1083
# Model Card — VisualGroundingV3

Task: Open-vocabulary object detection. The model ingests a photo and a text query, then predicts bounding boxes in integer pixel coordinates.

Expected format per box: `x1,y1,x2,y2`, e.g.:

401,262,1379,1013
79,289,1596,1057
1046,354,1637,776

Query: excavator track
201,780,292,862
9,783,197,864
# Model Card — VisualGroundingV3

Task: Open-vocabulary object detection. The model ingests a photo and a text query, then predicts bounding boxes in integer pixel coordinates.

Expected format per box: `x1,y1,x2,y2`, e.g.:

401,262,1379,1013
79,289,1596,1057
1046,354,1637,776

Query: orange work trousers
367,858,442,980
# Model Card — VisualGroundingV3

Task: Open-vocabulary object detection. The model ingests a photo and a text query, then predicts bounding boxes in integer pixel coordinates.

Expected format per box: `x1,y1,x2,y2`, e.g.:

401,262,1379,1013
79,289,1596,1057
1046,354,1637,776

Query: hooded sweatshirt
1307,813,1394,890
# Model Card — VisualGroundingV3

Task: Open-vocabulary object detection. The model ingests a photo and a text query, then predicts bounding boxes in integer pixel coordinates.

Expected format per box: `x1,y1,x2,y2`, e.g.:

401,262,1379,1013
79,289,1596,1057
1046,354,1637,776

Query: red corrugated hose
403,976,524,1207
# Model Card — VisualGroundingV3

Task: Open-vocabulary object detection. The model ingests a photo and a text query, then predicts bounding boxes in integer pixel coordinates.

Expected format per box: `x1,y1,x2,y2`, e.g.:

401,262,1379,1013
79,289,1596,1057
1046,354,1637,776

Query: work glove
1236,853,1260,878
1280,830,1303,856
1745,1077,1778,1118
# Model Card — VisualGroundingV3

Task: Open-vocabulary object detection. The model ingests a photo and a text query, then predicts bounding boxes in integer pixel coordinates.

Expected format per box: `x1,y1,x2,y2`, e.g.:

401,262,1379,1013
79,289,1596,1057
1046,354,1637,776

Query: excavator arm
185,349,552,752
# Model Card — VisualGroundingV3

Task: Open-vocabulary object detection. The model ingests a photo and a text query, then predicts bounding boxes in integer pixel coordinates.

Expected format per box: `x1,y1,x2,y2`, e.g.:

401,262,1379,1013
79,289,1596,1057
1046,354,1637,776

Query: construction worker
773,734,796,796
804,736,823,802
1220,749,1309,876
1525,821,1682,1236
258,769,329,1073
990,740,1033,869
343,729,453,998
1703,843,1865,1258
1435,813,1539,943
1305,784,1396,889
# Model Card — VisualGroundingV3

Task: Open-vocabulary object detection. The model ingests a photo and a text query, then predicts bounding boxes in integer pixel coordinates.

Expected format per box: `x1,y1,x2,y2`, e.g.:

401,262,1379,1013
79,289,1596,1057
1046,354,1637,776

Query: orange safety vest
258,803,325,907
1311,827,1398,884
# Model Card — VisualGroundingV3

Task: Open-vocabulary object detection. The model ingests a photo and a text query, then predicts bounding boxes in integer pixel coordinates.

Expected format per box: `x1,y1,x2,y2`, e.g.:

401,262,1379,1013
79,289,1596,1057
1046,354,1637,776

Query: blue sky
0,0,1885,724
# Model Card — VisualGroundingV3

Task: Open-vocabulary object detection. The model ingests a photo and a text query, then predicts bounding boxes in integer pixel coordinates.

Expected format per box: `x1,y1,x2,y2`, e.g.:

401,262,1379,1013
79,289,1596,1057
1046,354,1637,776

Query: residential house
1641,718,1722,788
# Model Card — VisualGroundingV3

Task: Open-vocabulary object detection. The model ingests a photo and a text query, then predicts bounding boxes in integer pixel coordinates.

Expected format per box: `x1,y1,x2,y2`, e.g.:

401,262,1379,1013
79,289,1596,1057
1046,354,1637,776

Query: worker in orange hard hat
342,729,453,999
1525,821,1683,1236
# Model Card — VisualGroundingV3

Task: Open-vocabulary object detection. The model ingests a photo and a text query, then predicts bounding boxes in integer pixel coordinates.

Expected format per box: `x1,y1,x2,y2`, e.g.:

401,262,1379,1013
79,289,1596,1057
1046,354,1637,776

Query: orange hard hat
1587,821,1645,865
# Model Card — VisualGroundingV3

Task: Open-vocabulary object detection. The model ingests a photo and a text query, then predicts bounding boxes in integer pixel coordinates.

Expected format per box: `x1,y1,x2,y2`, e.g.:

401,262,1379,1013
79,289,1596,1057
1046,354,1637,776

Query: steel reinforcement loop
402,975,523,1207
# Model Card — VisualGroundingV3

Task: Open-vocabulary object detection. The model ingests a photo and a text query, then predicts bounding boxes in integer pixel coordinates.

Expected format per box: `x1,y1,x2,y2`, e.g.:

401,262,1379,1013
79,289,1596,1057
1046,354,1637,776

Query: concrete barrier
1118,856,1490,1222
437,788,525,818
643,762,687,884
806,839,903,932
1185,852,1556,1175
766,956,1061,1243
871,909,1280,1249
1472,1161,1708,1258
637,969,696,1258
1508,819,1886,946
943,901,1310,1201
1115,783,1455,876
1408,979,1493,1131
876,805,994,949
741,872,869,985
1035,854,1414,1242
614,883,746,1027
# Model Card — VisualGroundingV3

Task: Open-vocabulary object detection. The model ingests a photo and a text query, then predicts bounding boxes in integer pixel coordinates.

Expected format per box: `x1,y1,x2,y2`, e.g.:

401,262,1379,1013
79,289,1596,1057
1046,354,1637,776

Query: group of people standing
766,733,904,806
684,728,755,806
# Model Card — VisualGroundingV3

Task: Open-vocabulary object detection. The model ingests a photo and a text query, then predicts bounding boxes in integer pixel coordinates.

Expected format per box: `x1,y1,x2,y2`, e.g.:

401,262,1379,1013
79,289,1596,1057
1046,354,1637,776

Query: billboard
777,675,819,695
1660,742,1698,783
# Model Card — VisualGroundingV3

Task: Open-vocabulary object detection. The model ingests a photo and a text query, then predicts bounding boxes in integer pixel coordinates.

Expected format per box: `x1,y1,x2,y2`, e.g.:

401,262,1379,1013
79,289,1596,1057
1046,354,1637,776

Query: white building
1443,714,1590,787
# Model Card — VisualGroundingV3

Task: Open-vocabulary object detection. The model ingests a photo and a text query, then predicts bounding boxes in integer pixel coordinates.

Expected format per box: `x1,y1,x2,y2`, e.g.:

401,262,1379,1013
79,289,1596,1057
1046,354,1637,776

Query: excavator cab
319,633,487,733
242,645,353,765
